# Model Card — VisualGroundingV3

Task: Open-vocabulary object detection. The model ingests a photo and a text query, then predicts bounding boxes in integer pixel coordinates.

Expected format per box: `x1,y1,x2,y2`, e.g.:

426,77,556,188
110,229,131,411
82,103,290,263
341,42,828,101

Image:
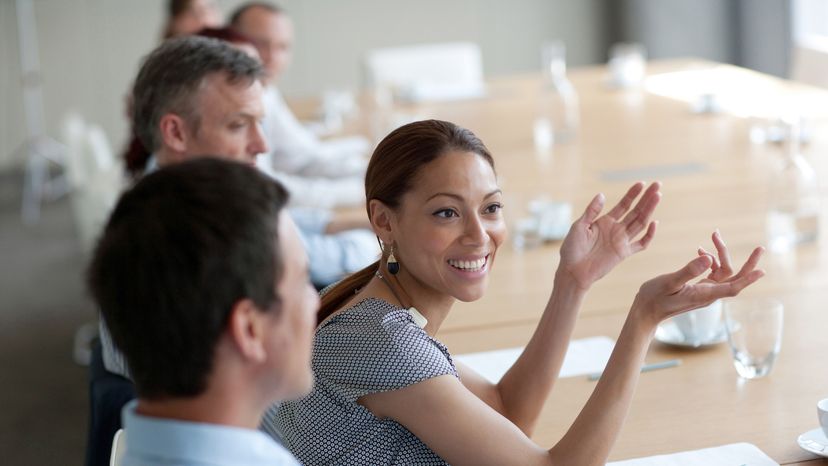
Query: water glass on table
723,298,784,379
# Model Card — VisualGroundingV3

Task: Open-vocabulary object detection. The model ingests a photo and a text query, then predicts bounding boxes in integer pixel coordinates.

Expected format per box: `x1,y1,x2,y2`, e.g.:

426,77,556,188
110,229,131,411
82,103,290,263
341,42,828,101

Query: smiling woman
314,119,501,325
263,119,766,466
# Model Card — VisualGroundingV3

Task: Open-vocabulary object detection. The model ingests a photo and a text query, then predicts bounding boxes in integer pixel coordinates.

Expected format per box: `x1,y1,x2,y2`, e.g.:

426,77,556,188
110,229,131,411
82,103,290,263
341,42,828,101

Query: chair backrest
363,41,485,102
62,112,89,187
790,35,828,88
61,113,125,253
109,428,126,466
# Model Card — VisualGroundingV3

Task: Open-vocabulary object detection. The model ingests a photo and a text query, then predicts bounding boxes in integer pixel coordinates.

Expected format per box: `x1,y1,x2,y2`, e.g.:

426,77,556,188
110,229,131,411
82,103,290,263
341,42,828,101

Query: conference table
296,59,828,464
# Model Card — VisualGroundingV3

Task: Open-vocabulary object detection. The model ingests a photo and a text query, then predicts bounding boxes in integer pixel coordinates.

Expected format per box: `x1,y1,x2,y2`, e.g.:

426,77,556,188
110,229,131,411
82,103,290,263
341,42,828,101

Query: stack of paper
453,336,615,383
608,442,778,466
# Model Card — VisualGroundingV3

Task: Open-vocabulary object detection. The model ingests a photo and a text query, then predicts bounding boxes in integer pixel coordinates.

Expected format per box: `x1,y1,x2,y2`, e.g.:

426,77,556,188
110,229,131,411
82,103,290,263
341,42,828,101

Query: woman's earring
387,246,400,275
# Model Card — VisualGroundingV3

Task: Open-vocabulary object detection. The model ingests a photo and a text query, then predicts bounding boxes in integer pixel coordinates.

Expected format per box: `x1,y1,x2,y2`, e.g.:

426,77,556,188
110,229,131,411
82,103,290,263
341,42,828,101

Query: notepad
453,336,615,383
607,442,778,466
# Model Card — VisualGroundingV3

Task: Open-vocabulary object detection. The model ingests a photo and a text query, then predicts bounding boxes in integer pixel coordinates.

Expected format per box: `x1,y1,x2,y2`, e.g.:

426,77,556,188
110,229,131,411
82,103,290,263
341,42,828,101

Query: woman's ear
158,113,189,154
226,298,268,363
368,199,395,244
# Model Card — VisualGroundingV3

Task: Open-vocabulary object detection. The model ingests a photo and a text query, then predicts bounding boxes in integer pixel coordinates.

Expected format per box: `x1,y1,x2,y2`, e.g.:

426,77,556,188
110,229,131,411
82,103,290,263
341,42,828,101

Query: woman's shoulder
318,297,415,335
312,297,457,398
315,297,453,370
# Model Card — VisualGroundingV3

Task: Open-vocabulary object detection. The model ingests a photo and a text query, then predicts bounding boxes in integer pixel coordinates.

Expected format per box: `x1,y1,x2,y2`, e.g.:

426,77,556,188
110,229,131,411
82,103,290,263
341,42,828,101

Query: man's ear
158,113,189,154
226,299,268,363
368,199,395,244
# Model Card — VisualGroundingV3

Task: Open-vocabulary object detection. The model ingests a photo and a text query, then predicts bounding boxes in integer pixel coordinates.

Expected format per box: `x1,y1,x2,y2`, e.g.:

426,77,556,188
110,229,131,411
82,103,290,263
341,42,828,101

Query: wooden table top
294,59,828,464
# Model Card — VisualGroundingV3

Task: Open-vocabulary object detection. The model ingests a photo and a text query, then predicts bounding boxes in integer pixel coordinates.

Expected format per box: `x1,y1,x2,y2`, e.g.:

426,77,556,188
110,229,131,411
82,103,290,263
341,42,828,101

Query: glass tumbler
723,298,784,379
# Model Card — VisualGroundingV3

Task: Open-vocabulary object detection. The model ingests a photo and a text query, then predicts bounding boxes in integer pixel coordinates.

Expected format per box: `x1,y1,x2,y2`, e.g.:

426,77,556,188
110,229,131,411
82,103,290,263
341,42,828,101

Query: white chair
109,428,126,466
790,35,828,88
363,41,486,102
62,114,127,366
61,113,126,255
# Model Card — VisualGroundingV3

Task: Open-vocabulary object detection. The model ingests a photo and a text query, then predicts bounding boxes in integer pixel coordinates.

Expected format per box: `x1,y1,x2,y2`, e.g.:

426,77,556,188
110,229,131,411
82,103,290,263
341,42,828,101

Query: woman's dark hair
88,158,289,399
317,120,495,323
162,0,206,38
195,26,255,45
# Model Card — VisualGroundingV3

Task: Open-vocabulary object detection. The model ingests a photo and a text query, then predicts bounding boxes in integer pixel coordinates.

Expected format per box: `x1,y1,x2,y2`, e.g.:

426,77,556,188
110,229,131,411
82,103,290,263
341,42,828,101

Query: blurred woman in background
162,0,221,39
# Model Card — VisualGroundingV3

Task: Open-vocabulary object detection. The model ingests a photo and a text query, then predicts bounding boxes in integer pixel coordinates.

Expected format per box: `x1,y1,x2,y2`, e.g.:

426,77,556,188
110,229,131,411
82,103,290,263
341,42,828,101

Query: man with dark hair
88,158,314,465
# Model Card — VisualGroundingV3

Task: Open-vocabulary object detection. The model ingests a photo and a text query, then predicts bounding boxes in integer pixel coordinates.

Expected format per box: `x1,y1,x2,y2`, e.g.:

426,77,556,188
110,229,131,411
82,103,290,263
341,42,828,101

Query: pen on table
587,359,682,381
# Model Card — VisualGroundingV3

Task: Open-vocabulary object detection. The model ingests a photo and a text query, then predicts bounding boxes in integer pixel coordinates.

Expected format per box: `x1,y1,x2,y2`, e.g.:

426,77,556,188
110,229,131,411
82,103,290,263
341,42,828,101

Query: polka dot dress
261,298,457,465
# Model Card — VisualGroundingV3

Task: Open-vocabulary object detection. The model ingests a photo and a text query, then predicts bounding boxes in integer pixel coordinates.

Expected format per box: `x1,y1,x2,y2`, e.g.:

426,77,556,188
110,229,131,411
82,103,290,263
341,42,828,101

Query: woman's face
389,150,506,303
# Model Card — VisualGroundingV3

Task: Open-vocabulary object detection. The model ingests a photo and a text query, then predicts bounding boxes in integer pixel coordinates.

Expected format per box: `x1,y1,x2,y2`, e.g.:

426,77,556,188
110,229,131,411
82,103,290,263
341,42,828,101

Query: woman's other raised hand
559,182,661,290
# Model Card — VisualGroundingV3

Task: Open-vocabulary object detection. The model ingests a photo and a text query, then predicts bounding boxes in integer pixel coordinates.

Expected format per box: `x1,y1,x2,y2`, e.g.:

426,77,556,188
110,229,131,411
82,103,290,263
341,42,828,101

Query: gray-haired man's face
179,72,269,165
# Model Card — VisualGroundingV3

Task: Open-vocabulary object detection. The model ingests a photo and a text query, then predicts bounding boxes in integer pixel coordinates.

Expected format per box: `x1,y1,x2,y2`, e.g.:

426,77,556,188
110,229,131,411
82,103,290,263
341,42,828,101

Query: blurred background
0,0,825,463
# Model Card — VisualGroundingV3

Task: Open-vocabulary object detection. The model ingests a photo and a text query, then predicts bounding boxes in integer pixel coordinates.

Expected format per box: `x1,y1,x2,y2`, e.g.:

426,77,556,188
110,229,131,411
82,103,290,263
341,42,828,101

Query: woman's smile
446,254,490,275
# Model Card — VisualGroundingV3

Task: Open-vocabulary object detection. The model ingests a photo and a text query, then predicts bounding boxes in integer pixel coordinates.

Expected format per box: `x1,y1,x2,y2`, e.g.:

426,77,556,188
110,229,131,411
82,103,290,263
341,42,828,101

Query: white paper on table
453,336,614,383
608,442,778,466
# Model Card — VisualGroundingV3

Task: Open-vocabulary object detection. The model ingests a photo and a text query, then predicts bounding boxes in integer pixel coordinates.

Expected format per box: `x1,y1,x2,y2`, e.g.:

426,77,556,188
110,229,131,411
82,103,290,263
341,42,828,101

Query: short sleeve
313,300,456,403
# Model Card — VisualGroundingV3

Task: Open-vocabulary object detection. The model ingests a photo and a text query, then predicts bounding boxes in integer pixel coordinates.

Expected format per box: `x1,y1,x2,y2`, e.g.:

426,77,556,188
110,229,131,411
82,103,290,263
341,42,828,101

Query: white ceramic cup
608,42,646,88
818,398,828,438
671,300,723,344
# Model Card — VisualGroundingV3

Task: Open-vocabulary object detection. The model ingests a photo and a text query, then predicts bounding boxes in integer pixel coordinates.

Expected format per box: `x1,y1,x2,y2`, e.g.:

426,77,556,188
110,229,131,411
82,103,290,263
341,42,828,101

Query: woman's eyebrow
426,189,502,203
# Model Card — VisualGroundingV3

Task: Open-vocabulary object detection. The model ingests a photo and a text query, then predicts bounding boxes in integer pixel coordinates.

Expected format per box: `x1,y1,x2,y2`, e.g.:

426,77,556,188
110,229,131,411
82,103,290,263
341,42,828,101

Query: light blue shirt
121,400,299,466
290,206,379,286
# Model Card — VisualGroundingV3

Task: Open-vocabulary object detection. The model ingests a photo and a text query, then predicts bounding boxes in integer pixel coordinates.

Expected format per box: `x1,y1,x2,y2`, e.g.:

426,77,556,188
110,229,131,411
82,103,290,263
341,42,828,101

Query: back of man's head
87,158,288,399
132,36,263,154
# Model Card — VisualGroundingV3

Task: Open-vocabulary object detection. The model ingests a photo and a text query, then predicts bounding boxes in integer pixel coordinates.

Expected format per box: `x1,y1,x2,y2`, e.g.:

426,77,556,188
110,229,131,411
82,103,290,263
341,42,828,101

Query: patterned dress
262,297,457,465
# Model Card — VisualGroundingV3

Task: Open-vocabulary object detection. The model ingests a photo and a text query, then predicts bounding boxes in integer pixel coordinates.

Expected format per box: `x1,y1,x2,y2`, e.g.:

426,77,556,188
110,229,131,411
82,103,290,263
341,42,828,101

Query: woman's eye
433,209,458,219
484,203,503,214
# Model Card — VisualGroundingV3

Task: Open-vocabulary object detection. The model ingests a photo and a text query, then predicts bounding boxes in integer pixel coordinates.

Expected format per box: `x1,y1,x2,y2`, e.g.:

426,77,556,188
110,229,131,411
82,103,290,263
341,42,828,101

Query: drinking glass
723,298,784,379
534,40,578,149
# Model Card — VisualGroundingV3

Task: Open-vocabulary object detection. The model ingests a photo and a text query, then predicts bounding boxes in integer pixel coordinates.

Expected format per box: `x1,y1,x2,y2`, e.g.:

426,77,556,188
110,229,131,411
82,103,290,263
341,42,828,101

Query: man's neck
135,384,266,430
155,148,186,168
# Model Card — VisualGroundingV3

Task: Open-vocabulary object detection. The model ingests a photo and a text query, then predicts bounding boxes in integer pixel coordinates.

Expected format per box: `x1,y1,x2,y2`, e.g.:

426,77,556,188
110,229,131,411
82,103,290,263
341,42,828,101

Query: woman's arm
551,247,764,464
458,182,660,435
454,270,585,435
362,244,763,466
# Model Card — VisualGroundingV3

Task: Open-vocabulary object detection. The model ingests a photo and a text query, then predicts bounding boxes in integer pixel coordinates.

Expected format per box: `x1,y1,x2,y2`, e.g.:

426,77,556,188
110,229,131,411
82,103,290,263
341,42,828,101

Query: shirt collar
121,400,297,465
145,154,158,174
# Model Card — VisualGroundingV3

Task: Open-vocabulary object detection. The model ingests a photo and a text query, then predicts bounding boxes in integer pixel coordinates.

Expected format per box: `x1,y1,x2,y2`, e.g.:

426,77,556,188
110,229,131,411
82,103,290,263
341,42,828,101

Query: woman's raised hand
559,182,661,290
630,233,765,329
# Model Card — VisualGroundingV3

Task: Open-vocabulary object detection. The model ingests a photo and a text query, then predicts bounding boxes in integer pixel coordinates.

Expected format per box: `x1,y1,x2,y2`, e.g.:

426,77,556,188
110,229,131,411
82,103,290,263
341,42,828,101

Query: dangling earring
387,245,400,275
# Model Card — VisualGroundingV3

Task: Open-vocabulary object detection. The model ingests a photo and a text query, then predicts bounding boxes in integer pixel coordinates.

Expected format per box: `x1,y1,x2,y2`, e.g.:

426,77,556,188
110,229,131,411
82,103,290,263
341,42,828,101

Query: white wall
0,0,609,171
